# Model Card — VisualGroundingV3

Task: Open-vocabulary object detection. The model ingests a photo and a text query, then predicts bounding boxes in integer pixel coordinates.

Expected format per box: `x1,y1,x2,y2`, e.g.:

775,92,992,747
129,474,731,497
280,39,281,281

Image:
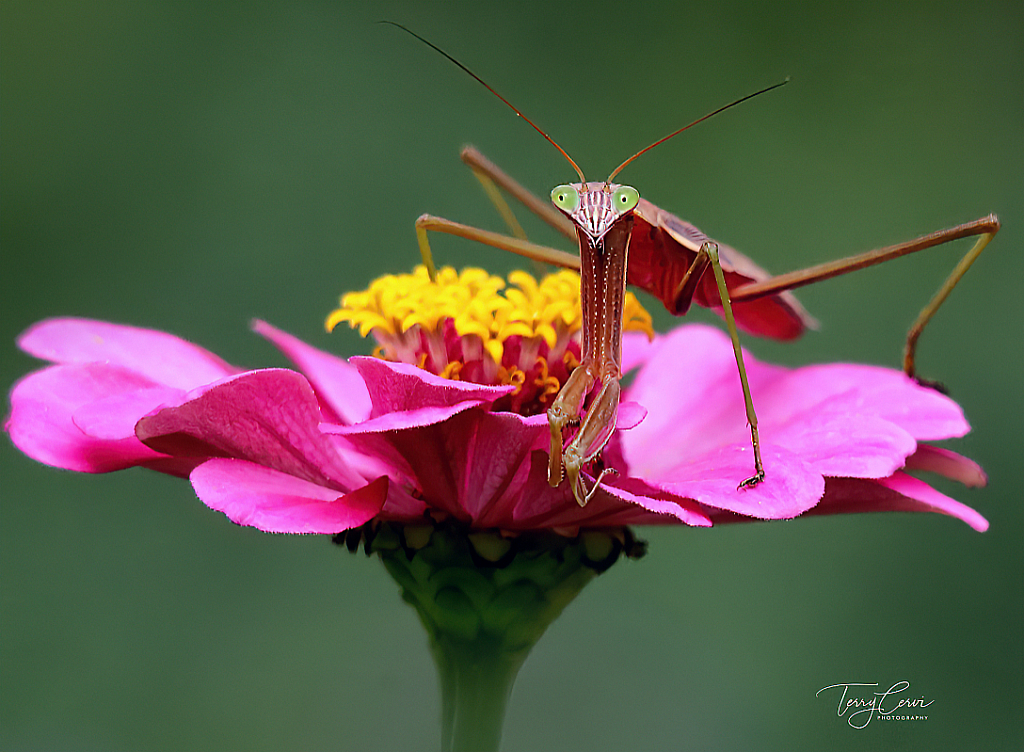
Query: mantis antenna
605,78,790,184
381,21,587,184
383,22,788,188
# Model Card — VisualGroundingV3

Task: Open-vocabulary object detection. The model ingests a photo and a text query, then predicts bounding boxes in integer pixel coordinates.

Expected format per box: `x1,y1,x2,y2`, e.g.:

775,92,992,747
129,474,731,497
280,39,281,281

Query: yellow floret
327,265,653,368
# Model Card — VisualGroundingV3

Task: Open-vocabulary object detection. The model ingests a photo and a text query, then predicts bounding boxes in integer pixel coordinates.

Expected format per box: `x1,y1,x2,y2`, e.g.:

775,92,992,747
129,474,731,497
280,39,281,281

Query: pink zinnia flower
5,266,987,534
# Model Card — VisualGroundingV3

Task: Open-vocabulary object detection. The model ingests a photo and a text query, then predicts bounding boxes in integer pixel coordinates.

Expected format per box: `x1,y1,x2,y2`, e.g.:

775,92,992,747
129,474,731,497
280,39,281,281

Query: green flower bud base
338,522,646,752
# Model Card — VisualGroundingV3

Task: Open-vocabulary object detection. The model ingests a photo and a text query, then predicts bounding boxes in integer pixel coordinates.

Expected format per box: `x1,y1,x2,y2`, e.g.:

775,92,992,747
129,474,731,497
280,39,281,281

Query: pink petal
751,363,970,441
18,318,235,389
323,401,491,435
765,412,916,479
616,401,647,431
810,474,988,532
620,331,661,374
506,455,712,529
252,320,371,425
441,412,548,525
599,481,713,527
6,364,171,472
649,444,825,519
905,444,988,487
351,357,513,418
620,325,786,475
877,473,988,531
191,459,387,533
621,325,970,486
136,369,364,489
72,386,186,440
340,408,549,526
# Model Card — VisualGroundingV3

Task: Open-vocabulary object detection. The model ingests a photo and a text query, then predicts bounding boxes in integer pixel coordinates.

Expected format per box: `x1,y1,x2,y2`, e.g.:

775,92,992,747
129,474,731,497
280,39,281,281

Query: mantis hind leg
467,164,528,242
729,215,1000,390
903,231,996,385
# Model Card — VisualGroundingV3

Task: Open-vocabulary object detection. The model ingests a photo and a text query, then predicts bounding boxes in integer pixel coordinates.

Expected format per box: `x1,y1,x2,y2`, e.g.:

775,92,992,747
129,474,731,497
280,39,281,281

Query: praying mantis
388,24,1000,507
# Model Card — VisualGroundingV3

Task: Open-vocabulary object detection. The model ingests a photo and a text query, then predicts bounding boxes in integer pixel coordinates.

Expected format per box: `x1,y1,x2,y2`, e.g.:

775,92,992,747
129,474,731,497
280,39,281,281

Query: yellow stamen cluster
327,265,652,367
327,265,652,415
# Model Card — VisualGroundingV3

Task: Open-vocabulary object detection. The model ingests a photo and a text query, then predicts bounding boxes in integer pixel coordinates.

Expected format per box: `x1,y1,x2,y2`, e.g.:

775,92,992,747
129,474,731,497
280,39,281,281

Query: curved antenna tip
382,21,586,184
606,78,791,184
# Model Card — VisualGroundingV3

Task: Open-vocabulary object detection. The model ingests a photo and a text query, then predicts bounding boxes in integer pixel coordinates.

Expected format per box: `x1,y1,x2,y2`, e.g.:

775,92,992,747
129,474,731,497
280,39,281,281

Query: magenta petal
323,401,491,435
650,444,825,519
351,356,513,417
905,444,988,487
252,320,371,425
73,386,186,440
6,363,171,472
620,325,786,473
877,473,989,531
441,412,548,524
751,363,970,441
766,412,917,479
617,401,647,431
508,458,712,529
136,369,364,489
18,317,235,389
620,331,661,374
600,481,712,527
813,474,989,532
191,459,387,533
340,408,549,527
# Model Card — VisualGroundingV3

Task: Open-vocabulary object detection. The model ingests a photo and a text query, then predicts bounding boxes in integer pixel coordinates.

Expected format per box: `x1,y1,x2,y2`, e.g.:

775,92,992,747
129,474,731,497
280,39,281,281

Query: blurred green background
2,1,1021,750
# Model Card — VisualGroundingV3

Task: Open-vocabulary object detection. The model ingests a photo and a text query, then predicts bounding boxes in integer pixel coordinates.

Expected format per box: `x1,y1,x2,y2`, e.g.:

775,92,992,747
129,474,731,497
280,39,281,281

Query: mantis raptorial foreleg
545,362,593,494
558,376,622,505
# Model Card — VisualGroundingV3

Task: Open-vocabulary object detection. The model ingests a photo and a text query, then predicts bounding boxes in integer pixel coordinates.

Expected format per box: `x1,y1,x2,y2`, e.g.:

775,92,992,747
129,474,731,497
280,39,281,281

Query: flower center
327,265,653,416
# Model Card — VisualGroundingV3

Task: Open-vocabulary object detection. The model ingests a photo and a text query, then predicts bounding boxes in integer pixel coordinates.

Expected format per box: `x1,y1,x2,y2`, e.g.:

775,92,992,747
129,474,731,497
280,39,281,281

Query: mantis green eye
612,186,639,214
551,184,580,213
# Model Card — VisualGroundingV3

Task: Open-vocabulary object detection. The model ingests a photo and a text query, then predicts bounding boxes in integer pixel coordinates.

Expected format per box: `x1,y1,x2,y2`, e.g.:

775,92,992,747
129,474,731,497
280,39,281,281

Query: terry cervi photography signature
816,681,934,728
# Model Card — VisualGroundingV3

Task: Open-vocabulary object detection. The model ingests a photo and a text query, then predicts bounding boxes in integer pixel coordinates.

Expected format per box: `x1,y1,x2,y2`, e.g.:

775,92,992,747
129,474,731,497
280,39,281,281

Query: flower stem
431,633,526,752
339,522,645,751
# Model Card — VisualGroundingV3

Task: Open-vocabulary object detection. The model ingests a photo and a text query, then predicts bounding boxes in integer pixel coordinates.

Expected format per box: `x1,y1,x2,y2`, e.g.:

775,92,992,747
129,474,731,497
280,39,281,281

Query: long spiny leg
903,231,996,382
416,147,583,282
461,146,577,239
415,214,579,282
730,216,1000,387
467,166,529,241
467,164,560,280
706,241,765,488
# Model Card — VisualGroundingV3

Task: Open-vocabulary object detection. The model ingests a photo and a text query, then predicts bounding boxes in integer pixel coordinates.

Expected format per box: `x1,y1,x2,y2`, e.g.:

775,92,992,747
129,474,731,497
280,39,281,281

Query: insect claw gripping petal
567,459,620,507
738,470,765,490
585,464,619,505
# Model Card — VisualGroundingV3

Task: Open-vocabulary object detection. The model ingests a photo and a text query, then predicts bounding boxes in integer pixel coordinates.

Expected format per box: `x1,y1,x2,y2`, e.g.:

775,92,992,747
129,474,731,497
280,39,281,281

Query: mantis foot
737,470,765,490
